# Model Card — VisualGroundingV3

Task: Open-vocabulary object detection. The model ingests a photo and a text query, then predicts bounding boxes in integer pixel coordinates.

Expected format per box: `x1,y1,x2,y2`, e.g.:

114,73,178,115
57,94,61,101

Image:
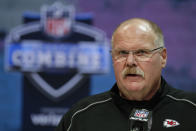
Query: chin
124,82,144,92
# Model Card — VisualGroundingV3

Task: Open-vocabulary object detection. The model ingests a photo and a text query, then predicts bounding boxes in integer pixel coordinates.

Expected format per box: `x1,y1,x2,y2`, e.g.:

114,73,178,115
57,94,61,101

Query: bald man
56,18,196,131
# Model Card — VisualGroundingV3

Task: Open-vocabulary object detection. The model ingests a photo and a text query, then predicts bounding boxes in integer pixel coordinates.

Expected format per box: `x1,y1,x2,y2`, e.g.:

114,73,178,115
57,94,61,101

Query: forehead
112,22,156,49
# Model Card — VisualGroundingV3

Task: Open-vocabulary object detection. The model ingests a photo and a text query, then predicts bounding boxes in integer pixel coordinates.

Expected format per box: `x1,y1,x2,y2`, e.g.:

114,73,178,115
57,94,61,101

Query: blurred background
0,0,196,131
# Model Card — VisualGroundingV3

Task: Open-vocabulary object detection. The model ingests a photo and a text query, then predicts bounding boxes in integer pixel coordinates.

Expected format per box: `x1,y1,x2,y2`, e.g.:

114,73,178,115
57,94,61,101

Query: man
56,18,196,131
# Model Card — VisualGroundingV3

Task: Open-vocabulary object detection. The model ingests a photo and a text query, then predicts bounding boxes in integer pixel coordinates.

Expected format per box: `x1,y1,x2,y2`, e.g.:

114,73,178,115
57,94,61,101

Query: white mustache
122,67,144,78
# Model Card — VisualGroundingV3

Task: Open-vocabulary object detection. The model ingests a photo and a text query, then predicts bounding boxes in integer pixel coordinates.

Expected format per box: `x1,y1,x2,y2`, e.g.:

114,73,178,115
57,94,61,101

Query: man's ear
161,48,167,68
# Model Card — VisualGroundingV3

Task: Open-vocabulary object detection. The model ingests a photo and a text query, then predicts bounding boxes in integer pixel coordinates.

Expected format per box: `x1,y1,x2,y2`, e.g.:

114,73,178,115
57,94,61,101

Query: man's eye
135,50,149,55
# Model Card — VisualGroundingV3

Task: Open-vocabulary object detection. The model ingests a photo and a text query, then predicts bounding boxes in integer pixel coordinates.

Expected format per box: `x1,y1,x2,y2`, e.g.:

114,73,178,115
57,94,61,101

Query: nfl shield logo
134,109,149,118
41,2,75,38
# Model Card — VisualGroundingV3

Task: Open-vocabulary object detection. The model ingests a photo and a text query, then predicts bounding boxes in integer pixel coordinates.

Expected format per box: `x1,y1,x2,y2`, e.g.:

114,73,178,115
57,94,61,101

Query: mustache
122,67,144,78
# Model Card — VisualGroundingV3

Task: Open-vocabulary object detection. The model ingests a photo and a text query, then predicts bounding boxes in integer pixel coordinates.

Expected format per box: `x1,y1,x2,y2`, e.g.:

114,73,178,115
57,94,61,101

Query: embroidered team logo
163,119,180,128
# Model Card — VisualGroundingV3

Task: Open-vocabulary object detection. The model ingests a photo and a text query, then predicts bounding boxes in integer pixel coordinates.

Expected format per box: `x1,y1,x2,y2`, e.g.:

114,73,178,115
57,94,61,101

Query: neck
119,78,161,101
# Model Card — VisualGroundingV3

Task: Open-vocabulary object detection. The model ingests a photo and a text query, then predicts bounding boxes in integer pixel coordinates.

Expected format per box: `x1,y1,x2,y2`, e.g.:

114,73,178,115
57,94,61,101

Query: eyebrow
113,47,152,51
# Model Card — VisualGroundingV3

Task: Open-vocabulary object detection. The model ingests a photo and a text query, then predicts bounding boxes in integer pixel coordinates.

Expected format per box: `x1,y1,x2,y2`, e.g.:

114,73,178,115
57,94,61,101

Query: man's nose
126,52,137,66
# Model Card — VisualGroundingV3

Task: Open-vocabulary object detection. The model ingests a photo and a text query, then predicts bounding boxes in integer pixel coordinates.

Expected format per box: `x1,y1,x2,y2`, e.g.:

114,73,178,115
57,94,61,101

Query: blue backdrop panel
19,12,93,131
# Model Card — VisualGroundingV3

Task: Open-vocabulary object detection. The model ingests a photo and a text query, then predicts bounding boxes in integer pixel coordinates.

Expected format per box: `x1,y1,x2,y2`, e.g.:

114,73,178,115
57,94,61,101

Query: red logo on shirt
163,119,180,128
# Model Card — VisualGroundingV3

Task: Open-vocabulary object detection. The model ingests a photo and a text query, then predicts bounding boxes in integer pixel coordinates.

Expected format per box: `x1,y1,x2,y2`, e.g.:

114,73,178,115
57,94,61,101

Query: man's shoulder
56,91,113,130
166,86,196,107
70,91,112,113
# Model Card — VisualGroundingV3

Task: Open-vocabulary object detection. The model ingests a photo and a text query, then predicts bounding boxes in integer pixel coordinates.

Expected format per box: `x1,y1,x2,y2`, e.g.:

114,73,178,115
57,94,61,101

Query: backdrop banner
4,2,109,131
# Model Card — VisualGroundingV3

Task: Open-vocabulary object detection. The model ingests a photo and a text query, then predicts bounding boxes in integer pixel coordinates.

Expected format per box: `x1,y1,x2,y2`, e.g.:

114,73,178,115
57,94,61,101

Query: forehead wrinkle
120,20,153,32
111,19,161,50
113,31,155,50
112,18,158,44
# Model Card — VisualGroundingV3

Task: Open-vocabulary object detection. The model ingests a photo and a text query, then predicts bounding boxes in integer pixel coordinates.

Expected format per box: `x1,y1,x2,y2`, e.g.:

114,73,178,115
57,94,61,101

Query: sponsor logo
30,107,68,126
163,119,180,128
31,113,62,126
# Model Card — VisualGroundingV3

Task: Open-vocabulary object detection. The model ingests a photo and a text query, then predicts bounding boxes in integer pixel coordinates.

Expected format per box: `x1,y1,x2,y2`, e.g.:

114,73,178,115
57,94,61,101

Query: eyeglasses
111,46,164,62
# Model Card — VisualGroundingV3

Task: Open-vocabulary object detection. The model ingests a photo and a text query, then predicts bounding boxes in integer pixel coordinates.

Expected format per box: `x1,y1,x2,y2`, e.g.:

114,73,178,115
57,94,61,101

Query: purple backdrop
85,0,196,92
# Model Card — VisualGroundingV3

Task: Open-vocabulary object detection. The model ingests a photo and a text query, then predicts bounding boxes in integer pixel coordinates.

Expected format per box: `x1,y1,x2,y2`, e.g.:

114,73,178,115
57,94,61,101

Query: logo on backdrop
4,2,109,101
41,2,74,38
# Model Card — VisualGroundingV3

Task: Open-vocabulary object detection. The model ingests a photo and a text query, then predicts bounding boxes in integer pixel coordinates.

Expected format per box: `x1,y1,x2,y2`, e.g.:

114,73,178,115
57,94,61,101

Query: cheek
142,59,162,79
139,58,161,77
113,62,124,78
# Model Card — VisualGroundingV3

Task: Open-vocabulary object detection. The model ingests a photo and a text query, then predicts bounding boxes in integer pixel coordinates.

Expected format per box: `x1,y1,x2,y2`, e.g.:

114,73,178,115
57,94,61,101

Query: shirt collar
110,77,169,116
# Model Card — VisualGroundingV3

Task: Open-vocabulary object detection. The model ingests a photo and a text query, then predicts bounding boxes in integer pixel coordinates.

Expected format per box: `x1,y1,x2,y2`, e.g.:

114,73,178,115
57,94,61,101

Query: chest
71,101,196,131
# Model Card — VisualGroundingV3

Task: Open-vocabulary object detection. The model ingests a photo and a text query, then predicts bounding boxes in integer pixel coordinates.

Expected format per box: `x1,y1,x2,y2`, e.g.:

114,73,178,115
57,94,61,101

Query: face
112,22,167,101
